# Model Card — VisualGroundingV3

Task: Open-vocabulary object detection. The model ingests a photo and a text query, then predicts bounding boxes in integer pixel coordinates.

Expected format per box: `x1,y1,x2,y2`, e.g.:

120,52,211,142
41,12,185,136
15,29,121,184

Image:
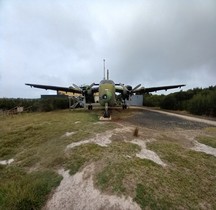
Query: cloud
110,1,216,84
0,0,216,98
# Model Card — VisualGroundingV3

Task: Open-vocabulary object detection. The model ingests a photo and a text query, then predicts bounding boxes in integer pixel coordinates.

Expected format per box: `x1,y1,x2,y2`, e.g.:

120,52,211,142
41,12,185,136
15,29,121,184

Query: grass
66,143,105,175
95,137,216,209
0,110,117,210
0,165,62,210
96,142,140,194
197,136,216,148
195,127,216,148
0,110,216,209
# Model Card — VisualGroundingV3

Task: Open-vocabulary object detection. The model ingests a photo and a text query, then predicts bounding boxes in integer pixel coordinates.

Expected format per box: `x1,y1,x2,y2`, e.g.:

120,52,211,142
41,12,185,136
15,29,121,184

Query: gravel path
127,107,216,129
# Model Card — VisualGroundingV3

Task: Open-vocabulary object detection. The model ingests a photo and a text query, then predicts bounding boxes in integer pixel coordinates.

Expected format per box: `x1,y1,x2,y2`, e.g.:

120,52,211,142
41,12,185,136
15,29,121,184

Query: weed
133,127,139,137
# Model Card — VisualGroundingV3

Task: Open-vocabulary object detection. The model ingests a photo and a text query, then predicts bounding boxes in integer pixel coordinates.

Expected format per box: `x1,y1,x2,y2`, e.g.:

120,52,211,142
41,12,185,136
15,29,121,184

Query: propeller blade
73,84,82,91
120,83,129,91
88,83,95,89
132,84,141,92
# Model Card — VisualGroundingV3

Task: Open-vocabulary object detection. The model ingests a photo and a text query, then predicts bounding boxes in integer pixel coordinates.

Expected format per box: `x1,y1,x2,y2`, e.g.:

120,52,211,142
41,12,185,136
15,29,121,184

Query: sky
0,0,216,98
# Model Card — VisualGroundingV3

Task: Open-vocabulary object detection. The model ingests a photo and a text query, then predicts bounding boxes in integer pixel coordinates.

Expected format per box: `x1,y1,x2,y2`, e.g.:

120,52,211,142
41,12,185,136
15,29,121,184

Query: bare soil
44,164,141,210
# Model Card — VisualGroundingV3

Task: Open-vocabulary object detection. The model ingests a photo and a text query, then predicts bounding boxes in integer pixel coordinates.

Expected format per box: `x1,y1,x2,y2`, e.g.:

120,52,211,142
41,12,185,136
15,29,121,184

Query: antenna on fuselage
103,59,106,80
107,69,109,80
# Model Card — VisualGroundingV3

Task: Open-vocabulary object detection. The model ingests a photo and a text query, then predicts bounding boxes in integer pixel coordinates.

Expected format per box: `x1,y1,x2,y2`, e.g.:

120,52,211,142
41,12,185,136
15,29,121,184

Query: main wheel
88,105,93,110
122,104,127,109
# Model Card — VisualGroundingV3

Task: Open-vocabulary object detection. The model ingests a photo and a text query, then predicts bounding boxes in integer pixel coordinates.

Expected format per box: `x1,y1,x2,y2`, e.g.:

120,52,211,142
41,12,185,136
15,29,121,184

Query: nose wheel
103,110,110,118
103,103,110,118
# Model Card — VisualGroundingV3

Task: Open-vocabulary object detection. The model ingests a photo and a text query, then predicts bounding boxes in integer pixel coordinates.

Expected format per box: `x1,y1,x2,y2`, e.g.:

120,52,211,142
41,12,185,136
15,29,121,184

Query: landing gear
122,104,127,109
88,104,93,110
103,109,110,118
103,103,110,118
122,100,128,109
99,103,111,120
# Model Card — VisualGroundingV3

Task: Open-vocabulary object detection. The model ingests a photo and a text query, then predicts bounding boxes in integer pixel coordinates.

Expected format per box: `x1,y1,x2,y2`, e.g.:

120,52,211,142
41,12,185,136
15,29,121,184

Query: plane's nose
102,94,107,99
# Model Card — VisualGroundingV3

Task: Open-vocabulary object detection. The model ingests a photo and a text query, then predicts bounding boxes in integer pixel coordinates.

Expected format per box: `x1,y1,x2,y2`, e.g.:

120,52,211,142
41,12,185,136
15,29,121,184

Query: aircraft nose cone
102,94,107,99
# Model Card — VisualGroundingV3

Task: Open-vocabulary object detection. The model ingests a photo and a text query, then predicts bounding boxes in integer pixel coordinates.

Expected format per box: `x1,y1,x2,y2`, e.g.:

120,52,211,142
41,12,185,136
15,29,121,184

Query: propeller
72,84,82,91
72,83,95,95
120,83,142,100
132,84,141,92
88,83,95,89
120,84,141,93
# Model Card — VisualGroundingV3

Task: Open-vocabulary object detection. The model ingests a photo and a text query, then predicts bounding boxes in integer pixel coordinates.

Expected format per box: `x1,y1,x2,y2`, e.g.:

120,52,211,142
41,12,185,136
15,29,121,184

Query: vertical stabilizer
103,59,106,80
107,69,109,80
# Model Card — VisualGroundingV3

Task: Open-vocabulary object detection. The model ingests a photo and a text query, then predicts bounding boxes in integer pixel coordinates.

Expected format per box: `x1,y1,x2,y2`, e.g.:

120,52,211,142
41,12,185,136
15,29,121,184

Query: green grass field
0,110,216,210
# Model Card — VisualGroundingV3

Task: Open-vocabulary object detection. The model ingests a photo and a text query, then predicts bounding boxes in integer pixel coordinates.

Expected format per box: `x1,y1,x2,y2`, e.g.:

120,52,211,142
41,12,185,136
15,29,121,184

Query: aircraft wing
25,83,82,94
134,84,186,94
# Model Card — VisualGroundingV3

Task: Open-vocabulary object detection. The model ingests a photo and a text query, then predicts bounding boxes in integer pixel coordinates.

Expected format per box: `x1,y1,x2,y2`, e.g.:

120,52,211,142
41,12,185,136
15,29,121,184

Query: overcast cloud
0,0,216,98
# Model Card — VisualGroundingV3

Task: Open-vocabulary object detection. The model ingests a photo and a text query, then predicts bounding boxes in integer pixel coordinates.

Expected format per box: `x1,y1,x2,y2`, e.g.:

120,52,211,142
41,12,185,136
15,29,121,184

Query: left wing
134,84,186,94
25,83,82,94
25,83,99,94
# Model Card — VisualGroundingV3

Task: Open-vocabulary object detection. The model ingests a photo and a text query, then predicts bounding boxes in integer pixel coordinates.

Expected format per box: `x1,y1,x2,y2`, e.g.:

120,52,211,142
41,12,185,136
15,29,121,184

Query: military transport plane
26,70,185,118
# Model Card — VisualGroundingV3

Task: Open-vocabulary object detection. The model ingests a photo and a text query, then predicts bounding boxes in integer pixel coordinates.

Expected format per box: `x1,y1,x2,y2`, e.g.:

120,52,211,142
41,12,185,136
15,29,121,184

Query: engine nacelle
86,89,92,96
126,85,132,91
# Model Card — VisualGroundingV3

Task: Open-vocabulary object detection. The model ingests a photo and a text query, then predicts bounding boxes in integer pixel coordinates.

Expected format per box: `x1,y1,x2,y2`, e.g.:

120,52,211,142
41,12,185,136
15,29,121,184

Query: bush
0,98,69,112
143,94,165,107
142,86,216,117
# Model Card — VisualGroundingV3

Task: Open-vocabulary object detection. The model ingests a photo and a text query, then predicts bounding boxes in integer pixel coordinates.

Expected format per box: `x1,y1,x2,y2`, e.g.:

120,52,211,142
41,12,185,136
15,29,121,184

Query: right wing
134,84,186,94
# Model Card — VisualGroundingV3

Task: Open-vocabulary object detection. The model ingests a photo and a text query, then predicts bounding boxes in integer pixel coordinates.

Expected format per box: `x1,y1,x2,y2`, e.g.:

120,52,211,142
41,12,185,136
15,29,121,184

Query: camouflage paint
99,80,116,106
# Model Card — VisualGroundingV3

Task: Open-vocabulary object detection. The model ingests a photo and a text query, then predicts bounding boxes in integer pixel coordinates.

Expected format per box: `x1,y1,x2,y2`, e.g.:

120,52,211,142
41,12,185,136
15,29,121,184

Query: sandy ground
44,108,216,210
44,164,141,210
130,139,166,166
0,158,14,165
192,141,216,157
66,126,131,148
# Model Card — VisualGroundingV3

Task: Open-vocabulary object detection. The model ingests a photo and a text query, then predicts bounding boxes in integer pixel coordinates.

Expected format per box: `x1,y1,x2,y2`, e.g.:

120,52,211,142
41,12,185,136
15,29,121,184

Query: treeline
143,86,216,117
1,86,216,116
0,98,69,112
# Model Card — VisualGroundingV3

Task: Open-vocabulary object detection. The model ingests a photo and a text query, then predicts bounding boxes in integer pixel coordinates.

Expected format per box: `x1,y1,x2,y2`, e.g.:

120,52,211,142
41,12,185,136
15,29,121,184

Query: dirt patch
66,126,134,149
65,125,167,167
44,164,141,210
192,141,216,157
61,132,76,138
0,158,14,165
130,139,166,166
158,129,203,148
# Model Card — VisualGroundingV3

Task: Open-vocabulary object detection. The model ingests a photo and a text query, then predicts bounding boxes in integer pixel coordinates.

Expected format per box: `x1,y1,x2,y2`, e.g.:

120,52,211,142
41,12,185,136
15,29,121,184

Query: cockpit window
100,80,115,85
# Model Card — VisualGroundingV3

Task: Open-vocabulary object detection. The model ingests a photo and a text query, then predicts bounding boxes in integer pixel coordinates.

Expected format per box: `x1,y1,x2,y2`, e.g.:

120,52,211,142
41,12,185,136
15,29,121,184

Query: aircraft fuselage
99,79,116,107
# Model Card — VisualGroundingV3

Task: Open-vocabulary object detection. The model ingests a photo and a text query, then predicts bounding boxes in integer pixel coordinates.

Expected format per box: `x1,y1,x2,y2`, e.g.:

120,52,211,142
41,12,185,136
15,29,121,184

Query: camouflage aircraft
26,64,185,117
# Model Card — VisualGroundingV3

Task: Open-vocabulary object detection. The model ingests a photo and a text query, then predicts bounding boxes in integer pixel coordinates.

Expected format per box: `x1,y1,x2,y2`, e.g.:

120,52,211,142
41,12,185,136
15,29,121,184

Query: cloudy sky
0,0,216,98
